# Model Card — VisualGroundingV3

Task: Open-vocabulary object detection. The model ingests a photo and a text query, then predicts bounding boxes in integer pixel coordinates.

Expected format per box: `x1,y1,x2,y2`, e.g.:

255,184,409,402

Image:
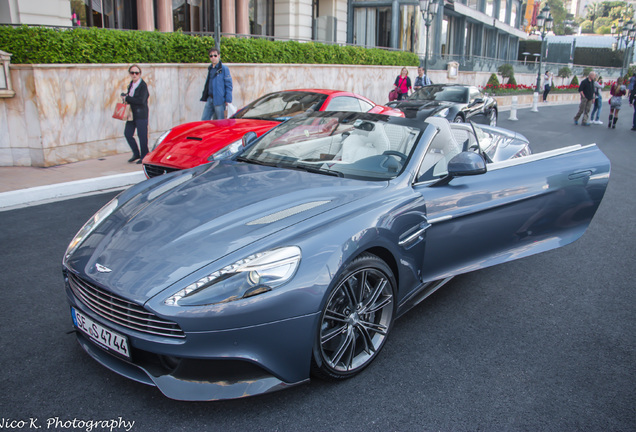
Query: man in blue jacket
201,48,233,120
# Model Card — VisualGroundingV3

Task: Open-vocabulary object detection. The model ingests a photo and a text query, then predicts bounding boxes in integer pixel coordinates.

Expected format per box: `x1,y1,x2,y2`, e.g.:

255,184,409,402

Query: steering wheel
382,150,408,164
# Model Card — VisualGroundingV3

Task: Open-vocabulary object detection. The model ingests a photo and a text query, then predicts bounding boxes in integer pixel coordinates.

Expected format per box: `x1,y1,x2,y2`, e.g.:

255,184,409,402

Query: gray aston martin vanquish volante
63,112,610,401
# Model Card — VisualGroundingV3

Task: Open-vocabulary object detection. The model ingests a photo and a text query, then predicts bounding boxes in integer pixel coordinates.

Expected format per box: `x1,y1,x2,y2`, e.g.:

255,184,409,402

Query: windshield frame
237,112,424,182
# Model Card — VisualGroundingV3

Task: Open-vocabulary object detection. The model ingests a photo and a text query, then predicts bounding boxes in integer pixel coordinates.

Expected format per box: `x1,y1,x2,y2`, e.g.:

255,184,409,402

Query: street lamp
419,0,439,80
534,5,553,94
617,20,635,76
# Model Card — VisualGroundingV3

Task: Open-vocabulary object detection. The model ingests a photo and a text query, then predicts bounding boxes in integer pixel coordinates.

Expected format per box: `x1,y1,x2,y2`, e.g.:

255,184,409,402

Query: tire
453,115,464,123
489,109,498,126
311,253,396,380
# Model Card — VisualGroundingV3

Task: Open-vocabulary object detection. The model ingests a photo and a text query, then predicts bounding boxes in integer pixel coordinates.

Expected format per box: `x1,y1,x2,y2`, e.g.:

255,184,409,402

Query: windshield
233,91,328,121
238,113,422,181
408,86,468,103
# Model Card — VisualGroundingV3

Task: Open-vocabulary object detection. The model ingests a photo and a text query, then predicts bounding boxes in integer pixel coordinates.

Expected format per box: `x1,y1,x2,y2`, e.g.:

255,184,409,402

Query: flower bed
482,83,615,96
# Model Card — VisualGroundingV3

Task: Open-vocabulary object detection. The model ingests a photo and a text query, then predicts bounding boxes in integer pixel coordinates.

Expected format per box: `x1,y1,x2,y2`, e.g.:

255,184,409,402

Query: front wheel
311,253,396,380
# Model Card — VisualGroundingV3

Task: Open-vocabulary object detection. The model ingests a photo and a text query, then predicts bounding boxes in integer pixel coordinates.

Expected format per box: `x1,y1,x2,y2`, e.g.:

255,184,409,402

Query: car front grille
143,164,181,178
67,272,185,339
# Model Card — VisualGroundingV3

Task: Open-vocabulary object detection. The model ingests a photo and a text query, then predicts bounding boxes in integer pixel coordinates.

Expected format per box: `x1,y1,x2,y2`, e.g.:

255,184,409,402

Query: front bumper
65,277,320,401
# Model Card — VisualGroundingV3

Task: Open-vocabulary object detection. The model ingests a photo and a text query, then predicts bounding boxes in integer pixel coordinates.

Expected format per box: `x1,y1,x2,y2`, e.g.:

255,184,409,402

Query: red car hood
144,119,280,169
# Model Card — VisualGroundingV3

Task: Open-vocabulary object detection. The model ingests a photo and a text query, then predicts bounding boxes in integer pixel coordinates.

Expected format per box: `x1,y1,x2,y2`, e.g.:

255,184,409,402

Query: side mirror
469,97,484,106
242,131,258,147
432,151,486,186
448,151,487,177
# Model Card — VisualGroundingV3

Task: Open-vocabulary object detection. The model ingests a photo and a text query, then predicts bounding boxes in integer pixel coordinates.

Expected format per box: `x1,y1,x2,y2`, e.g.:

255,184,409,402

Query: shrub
497,63,514,83
486,73,500,87
508,74,517,86
0,25,419,66
570,75,580,86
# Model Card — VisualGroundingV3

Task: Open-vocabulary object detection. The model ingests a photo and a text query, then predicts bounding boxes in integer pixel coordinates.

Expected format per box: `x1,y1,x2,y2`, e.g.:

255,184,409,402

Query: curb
0,171,146,211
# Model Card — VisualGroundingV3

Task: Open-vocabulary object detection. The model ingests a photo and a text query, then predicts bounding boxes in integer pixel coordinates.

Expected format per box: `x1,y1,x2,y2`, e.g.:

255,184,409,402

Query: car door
411,142,610,284
464,87,487,123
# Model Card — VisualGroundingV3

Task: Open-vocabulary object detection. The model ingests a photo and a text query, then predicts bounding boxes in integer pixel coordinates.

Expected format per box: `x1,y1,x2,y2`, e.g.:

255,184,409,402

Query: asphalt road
1,105,634,432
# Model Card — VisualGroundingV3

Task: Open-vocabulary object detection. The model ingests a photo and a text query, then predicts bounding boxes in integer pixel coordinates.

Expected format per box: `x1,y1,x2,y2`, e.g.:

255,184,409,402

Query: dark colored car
142,89,403,178
63,112,609,401
387,84,498,126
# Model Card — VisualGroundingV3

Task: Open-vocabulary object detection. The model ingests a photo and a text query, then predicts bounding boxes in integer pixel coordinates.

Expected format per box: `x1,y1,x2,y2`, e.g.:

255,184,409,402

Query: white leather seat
419,117,462,180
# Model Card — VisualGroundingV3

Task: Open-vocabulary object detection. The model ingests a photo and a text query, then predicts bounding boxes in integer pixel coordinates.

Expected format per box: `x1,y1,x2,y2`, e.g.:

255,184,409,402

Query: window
326,97,366,112
469,88,482,102
486,0,494,16
353,7,392,48
499,0,507,23
251,0,275,36
510,2,518,27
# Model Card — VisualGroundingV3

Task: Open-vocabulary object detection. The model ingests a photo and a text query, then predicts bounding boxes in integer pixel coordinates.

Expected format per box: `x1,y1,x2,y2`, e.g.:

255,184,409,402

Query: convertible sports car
142,89,403,178
63,112,610,401
387,84,498,126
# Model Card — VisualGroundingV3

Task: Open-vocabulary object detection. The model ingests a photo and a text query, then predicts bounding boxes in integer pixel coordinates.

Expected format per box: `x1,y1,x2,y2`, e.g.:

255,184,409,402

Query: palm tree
586,2,604,29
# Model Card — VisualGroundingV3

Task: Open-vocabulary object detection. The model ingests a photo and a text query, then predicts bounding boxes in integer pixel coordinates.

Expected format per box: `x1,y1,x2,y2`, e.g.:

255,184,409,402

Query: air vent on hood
186,137,203,141
247,201,331,225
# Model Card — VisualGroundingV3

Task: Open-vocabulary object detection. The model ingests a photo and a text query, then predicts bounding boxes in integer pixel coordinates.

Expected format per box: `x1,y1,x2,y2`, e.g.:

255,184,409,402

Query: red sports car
142,89,403,178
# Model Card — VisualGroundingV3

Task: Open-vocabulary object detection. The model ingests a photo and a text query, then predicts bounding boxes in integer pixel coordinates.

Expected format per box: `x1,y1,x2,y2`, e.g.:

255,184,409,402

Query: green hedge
0,25,419,66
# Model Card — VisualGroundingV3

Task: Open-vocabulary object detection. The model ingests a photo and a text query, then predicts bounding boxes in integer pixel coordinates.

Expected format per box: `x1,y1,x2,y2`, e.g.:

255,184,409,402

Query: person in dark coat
121,64,149,163
573,71,596,126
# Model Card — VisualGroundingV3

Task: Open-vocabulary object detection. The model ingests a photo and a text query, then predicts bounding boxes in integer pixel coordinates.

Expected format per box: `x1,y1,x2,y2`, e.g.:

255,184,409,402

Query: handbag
389,89,399,102
112,102,132,121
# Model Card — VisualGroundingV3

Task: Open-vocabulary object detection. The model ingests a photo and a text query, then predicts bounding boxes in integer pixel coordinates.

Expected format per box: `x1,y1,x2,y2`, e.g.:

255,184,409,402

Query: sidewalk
0,99,577,212
0,153,146,211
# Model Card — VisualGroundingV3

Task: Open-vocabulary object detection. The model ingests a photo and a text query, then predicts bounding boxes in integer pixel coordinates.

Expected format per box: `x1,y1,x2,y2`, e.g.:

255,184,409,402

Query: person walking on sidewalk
543,71,553,102
121,64,149,164
413,67,431,90
201,47,233,121
590,77,603,124
393,68,412,100
573,71,596,126
608,77,627,129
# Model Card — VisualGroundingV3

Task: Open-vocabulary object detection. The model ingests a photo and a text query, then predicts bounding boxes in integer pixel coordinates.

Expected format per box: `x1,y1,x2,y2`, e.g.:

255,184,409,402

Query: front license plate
71,307,130,360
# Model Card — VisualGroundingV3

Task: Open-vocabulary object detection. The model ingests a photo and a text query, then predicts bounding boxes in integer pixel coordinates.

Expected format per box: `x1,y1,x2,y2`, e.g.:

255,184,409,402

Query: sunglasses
130,71,140,75
209,54,218,58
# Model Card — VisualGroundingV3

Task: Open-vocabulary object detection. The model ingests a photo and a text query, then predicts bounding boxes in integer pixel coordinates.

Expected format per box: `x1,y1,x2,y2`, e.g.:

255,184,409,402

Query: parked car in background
142,89,403,178
64,112,609,401
387,84,498,126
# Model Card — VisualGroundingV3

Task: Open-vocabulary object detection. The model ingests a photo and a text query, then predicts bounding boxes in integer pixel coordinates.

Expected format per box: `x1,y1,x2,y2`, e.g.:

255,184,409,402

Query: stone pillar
156,0,174,32
236,0,249,35
136,0,154,31
222,0,236,34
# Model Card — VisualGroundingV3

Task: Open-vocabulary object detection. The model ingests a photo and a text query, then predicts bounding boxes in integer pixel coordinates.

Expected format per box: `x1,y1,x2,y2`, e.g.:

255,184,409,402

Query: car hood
67,162,385,303
145,119,281,169
388,100,455,118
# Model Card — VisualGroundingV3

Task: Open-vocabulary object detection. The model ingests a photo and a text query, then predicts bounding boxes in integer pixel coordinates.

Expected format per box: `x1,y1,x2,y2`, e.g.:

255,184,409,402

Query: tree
558,66,572,85
487,73,500,87
546,0,568,35
497,64,515,83
585,2,604,28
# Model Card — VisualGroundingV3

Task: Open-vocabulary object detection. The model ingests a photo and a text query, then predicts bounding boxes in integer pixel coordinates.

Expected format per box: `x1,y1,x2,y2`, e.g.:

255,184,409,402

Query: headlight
434,108,450,117
152,130,171,151
207,139,243,161
165,246,301,306
64,198,118,262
